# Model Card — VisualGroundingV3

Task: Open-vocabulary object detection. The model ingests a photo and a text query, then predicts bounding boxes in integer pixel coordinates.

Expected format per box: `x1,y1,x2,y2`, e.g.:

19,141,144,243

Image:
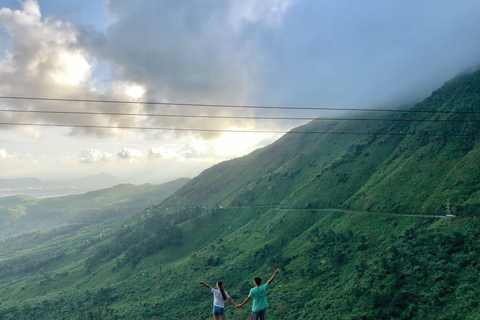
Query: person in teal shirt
237,269,280,320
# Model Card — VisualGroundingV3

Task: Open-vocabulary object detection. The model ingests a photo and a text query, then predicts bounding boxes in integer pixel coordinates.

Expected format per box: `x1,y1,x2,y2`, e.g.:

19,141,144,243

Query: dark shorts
252,308,266,320
213,306,225,316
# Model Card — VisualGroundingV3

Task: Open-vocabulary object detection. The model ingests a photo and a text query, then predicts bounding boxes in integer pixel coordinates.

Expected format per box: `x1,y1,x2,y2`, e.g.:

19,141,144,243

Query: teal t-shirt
248,283,269,312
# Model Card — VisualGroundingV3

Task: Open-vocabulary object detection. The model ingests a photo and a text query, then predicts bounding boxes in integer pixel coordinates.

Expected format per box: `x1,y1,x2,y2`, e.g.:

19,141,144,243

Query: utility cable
1,108,480,123
1,95,480,114
1,122,479,137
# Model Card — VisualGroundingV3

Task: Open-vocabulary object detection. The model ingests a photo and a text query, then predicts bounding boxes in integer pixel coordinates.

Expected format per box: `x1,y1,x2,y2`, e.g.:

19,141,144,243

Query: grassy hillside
1,206,479,319
164,67,480,216
343,69,480,214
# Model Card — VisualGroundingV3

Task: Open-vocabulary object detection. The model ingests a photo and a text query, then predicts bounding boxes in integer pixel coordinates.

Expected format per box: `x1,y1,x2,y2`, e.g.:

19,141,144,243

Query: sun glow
50,52,91,85
126,86,145,99
215,128,273,157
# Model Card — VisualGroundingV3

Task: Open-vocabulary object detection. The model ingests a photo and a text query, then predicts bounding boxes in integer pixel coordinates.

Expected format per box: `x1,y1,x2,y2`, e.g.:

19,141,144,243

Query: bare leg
213,314,219,320
220,315,226,320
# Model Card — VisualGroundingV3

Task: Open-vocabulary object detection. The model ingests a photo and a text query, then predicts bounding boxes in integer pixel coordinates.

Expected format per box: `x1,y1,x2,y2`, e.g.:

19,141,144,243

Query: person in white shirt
199,281,238,320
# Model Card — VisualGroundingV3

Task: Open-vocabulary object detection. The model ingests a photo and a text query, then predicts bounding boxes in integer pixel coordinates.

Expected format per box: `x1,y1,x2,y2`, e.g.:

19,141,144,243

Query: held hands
236,303,243,309
274,269,280,275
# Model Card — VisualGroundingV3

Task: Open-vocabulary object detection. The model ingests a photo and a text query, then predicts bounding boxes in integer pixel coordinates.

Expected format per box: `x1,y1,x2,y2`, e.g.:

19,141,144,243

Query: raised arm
199,281,212,290
267,269,280,285
237,296,251,309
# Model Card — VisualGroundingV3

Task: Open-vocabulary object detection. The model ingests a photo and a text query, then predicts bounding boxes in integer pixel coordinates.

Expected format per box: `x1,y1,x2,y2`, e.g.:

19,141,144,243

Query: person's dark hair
217,281,227,301
254,277,262,286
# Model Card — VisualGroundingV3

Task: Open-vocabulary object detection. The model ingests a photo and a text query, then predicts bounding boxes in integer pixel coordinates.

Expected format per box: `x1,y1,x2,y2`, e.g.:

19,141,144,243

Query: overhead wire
1,108,480,123
1,95,480,114
1,122,480,137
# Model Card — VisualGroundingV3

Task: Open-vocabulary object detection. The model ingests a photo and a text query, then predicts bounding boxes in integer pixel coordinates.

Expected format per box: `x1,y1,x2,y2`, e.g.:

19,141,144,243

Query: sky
0,0,480,184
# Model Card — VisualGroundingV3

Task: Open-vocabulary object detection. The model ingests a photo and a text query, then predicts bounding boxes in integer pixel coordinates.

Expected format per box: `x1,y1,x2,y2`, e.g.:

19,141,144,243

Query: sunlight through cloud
126,85,145,99
215,129,273,157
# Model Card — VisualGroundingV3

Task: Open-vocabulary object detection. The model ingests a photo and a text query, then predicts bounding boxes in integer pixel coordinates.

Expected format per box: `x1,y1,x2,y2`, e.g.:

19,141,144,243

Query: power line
2,108,480,123
1,95,480,114
1,122,479,137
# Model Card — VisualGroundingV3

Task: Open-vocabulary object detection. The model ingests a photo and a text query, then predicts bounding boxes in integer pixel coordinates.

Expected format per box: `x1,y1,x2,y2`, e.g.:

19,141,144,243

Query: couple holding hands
199,269,280,320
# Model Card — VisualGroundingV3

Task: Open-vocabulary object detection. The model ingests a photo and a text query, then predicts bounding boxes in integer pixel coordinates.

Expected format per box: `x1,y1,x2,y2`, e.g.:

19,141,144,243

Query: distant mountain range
0,177,190,239
0,173,121,198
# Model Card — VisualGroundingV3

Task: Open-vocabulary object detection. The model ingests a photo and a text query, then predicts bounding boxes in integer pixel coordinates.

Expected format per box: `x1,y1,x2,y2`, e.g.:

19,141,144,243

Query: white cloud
0,147,11,160
178,139,209,159
117,147,143,159
0,0,92,88
78,149,113,164
0,1,148,138
0,148,25,162
148,147,177,159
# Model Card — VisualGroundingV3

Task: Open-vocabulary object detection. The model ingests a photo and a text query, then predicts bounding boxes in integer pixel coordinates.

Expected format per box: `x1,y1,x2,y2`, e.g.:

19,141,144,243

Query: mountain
0,178,190,239
0,173,120,198
1,68,480,319
164,67,480,216
0,178,44,188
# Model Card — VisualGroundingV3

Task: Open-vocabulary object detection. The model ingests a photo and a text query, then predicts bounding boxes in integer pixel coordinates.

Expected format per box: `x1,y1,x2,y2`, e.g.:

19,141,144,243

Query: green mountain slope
163,117,388,208
1,207,479,319
165,67,480,216
343,69,480,214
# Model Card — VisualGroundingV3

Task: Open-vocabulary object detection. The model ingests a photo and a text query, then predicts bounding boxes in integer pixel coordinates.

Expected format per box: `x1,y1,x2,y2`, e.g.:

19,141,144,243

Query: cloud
0,147,11,160
78,149,113,164
178,139,210,159
0,1,157,137
0,148,40,174
0,0,92,89
117,147,142,159
0,147,25,162
252,1,480,109
0,0,288,140
83,0,480,132
98,0,266,135
0,1,98,134
148,147,177,159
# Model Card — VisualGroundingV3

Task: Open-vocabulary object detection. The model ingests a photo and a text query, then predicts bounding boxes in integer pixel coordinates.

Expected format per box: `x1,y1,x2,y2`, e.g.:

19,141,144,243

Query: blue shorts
213,306,225,316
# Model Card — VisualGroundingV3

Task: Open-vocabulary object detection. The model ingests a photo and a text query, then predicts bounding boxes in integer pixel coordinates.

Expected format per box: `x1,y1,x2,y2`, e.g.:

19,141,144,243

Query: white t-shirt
211,288,230,308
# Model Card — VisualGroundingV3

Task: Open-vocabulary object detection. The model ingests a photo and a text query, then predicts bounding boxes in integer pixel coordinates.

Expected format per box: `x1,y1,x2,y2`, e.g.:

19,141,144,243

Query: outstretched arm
237,296,251,309
199,281,212,290
267,269,280,285
227,297,237,307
